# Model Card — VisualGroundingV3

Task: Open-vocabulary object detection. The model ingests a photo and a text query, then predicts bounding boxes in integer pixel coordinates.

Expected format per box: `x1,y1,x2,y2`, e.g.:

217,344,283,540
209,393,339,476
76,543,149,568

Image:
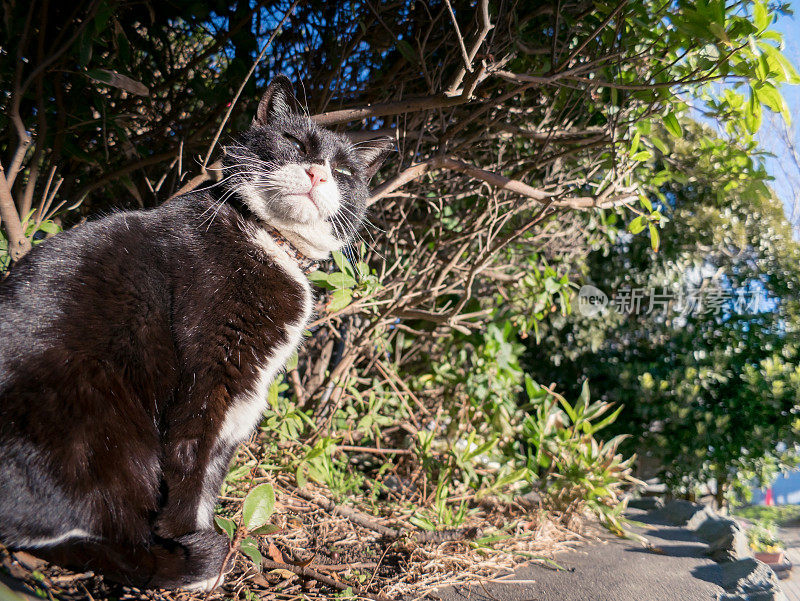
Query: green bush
746,520,784,553
522,377,641,533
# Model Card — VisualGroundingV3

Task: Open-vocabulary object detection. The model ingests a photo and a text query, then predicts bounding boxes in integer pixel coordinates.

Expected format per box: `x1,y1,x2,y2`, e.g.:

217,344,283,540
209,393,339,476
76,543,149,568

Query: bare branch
446,0,493,95
369,156,632,209
443,0,472,73
0,165,32,261
312,94,473,127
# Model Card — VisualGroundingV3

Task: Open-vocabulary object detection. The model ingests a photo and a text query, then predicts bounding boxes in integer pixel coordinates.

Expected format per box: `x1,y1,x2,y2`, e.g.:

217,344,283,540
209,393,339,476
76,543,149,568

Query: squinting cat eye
334,166,352,176
283,133,304,153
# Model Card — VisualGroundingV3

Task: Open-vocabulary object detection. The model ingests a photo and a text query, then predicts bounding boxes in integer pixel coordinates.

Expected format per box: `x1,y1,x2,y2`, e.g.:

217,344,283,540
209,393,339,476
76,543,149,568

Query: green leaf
267,378,280,408
464,438,497,461
226,464,252,482
296,463,308,488
632,150,652,162
648,223,660,252
493,468,531,490
117,31,131,64
327,289,353,312
755,83,790,126
593,405,624,433
707,22,728,43
745,89,763,133
557,395,579,424
78,31,93,67
331,250,356,278
326,272,357,289
307,270,330,287
357,261,371,276
661,112,683,138
753,1,768,30
630,131,641,154
396,39,417,64
544,277,560,293
628,215,646,234
251,523,281,535
525,375,546,399
36,221,61,235
650,137,669,154
214,515,236,540
240,537,263,565
242,483,276,531
578,379,590,408
409,514,436,531
85,68,111,83
759,43,800,84
93,2,114,34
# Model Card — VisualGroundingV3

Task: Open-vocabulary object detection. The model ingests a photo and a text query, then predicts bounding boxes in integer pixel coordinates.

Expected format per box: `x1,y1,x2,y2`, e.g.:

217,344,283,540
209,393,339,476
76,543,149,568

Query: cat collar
266,227,318,275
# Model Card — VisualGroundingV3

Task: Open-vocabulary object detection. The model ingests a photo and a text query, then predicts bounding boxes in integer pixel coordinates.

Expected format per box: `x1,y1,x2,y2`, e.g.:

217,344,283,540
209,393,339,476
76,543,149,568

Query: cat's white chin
268,217,343,259
259,163,341,221
238,183,344,259
282,192,322,222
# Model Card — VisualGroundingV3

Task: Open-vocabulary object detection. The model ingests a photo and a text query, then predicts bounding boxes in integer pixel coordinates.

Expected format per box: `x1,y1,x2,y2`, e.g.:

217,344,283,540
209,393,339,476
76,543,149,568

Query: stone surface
719,591,788,601
436,508,724,601
706,526,753,563
721,558,781,592
686,506,716,530
658,499,711,526
694,516,739,542
683,515,753,563
627,496,664,511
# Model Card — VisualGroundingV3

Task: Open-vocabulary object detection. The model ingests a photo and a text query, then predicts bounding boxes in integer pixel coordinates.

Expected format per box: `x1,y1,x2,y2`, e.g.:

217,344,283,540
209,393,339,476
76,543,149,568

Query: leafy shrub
733,504,800,527
0,216,61,273
747,520,784,553
521,377,641,533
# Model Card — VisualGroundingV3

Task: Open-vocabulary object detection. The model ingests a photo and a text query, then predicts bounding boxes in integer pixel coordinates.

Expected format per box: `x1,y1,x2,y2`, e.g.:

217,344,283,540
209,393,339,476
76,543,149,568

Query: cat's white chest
196,230,313,528
219,230,313,446
218,314,309,447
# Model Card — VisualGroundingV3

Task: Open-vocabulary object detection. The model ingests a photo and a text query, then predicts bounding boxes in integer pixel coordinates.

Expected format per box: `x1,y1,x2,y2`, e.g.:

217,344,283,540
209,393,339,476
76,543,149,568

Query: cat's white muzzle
264,162,341,223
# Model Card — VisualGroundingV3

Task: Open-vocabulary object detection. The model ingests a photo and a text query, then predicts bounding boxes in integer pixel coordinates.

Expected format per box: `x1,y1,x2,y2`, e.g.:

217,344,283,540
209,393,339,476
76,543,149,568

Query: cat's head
223,75,393,259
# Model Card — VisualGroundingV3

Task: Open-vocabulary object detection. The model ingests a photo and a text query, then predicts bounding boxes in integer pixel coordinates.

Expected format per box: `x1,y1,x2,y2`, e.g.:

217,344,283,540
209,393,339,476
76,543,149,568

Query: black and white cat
0,76,392,590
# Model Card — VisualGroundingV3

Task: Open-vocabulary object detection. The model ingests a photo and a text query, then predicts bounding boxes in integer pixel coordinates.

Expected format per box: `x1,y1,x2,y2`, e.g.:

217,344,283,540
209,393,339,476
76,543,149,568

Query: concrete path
437,508,725,601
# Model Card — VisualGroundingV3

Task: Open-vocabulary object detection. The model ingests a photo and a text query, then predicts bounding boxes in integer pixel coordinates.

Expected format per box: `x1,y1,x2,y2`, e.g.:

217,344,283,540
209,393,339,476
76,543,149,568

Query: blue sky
759,4,800,230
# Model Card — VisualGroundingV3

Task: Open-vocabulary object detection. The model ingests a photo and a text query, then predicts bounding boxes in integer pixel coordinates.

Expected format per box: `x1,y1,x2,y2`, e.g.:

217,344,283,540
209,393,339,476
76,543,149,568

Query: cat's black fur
0,76,392,590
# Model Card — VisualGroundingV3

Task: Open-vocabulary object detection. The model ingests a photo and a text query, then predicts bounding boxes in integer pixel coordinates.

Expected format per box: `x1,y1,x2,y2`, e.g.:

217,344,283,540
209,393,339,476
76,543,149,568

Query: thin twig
262,558,391,601
443,0,471,72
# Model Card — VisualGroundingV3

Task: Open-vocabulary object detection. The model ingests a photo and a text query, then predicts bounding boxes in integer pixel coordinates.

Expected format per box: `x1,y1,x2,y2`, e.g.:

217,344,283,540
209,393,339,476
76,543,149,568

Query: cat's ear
255,75,299,125
355,137,395,181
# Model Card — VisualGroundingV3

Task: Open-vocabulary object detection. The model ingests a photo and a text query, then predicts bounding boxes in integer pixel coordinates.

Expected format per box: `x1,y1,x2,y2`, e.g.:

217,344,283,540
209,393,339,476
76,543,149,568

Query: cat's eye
334,166,352,177
283,133,305,153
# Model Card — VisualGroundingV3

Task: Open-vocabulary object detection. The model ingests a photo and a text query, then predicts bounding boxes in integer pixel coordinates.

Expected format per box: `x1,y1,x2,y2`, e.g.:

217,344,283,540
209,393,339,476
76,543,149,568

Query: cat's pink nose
306,165,327,188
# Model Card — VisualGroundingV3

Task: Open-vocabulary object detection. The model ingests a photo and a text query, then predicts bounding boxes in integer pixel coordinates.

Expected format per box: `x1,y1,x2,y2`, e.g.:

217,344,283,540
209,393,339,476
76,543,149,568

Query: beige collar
266,226,318,274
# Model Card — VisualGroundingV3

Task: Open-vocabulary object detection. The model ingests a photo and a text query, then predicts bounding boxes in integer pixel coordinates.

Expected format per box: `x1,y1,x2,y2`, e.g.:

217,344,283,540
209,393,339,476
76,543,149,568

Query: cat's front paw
148,530,232,590
180,574,226,591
